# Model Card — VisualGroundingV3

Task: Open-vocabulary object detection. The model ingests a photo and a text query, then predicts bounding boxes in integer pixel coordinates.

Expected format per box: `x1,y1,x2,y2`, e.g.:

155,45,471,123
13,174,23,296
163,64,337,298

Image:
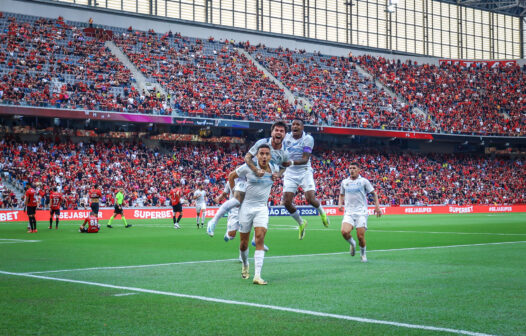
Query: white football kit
235,162,280,233
282,132,316,193
340,175,374,229
223,182,240,232
194,189,207,213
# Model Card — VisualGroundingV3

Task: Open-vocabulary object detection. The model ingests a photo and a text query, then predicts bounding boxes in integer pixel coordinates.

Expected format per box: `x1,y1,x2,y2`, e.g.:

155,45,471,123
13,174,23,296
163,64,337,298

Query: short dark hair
53,187,57,191
271,120,287,132
349,162,360,168
292,117,304,125
257,144,271,153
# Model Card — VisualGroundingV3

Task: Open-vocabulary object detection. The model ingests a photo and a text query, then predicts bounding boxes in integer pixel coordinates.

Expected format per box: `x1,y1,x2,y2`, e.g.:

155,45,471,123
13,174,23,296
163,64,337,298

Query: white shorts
226,207,240,232
342,214,368,230
196,203,207,213
283,170,316,193
234,181,247,193
238,205,269,234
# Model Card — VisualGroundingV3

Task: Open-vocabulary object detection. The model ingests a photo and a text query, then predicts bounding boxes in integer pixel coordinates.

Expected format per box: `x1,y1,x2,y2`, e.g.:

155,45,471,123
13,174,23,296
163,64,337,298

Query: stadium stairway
235,47,313,112
1,177,24,205
355,62,441,131
104,40,170,104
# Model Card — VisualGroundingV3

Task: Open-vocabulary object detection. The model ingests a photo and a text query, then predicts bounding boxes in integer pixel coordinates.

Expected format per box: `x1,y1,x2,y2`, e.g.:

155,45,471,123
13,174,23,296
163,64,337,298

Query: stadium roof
437,0,526,17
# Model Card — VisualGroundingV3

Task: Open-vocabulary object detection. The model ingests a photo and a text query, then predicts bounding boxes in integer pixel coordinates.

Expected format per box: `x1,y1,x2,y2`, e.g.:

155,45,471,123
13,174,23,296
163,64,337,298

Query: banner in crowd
439,59,517,68
1,205,525,223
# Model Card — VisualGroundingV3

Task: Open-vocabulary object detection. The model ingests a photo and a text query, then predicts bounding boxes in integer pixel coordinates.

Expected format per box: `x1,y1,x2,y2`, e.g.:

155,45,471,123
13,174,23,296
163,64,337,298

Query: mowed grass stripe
0,270,496,336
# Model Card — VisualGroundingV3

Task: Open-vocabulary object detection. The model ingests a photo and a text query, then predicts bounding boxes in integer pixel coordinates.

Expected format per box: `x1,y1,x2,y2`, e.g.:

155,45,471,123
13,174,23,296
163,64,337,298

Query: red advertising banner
439,59,517,68
1,205,525,223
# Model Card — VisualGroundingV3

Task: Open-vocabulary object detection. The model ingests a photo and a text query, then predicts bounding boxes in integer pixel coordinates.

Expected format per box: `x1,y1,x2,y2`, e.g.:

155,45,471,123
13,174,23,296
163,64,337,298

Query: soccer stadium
0,0,525,334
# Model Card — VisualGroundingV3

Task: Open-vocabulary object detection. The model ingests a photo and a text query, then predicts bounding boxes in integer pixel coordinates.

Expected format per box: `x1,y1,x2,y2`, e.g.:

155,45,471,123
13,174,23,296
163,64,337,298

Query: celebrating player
170,183,183,229
282,118,329,240
107,188,131,228
206,121,290,236
79,211,100,233
228,144,279,285
25,183,38,233
48,187,63,229
89,184,102,215
338,162,382,263
193,183,207,229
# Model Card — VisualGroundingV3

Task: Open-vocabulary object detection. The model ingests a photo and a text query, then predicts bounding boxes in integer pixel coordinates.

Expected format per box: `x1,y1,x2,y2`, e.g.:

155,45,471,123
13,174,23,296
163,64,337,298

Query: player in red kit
89,184,102,215
25,183,38,233
48,187,63,229
170,182,183,229
66,192,77,210
79,211,100,233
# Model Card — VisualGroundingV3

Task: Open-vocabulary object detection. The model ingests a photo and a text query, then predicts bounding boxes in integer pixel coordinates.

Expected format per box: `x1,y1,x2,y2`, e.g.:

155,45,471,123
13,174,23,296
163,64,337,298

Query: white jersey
283,132,314,176
235,162,279,207
340,176,374,215
223,180,235,199
194,189,206,205
248,138,290,168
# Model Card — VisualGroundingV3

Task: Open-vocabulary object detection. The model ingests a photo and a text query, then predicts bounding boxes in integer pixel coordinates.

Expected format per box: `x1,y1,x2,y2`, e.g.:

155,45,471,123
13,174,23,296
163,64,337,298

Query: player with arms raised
206,121,290,237
193,183,207,229
48,187,63,229
282,118,329,240
228,144,280,285
338,162,382,263
170,182,183,229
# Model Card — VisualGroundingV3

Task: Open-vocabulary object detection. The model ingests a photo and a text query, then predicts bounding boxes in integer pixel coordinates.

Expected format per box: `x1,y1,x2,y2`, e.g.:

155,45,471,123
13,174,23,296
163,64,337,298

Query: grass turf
1,213,525,335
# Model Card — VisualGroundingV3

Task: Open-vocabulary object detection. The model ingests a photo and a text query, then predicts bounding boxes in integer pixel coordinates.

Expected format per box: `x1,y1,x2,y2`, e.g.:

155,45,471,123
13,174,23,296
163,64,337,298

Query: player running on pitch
228,144,280,285
282,118,329,240
206,121,290,237
193,183,207,229
338,162,382,263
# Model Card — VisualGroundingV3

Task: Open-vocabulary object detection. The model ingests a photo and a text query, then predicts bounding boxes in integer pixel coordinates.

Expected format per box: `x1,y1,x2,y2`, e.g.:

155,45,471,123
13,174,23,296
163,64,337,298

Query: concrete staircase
355,63,441,131
105,41,169,101
235,47,312,112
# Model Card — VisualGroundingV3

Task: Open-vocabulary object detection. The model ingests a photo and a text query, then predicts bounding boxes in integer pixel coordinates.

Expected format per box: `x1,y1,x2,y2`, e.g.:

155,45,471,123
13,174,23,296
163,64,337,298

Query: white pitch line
0,238,41,242
113,293,138,297
369,230,526,236
0,270,495,336
23,240,526,275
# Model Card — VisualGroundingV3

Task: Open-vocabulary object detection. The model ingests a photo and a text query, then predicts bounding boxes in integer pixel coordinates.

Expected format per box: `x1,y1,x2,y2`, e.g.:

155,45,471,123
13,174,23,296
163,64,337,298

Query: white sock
290,210,303,226
316,206,326,216
360,246,366,257
201,212,205,224
347,237,355,245
212,198,240,224
240,249,249,266
254,250,265,278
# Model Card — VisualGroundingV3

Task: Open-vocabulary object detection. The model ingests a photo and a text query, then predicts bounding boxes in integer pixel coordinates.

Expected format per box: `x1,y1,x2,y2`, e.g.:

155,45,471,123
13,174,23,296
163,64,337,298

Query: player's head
256,144,271,167
291,118,304,137
94,184,99,189
53,187,57,192
119,188,124,193
349,162,360,178
175,182,180,187
270,121,287,145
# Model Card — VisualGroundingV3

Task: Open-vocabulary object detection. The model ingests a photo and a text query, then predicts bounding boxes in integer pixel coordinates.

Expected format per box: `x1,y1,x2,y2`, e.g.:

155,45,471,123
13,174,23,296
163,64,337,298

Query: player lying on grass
79,211,100,233
207,121,290,241
338,162,382,263
228,144,280,285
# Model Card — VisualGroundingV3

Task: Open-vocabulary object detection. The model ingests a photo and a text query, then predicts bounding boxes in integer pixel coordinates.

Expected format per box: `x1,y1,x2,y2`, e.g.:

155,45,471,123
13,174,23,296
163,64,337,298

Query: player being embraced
282,118,329,240
206,120,290,238
228,144,280,285
338,162,382,263
107,188,131,228
48,187,63,229
170,182,183,229
80,211,100,233
193,183,207,229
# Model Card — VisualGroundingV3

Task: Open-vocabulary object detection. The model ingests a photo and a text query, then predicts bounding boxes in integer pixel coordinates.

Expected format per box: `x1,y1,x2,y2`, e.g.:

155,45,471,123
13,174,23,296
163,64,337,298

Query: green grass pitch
1,213,525,336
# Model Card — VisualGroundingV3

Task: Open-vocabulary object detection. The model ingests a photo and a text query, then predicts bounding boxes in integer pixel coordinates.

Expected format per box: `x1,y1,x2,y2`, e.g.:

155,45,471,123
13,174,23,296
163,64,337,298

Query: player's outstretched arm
228,170,239,193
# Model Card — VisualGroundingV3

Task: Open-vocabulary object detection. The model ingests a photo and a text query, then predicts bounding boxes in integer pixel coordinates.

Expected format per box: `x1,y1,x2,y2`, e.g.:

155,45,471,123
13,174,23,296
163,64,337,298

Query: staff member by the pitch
107,188,132,228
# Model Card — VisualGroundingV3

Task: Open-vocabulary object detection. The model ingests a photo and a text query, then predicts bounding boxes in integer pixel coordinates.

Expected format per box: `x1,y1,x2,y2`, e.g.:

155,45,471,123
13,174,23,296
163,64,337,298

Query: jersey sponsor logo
448,206,474,214
404,207,433,214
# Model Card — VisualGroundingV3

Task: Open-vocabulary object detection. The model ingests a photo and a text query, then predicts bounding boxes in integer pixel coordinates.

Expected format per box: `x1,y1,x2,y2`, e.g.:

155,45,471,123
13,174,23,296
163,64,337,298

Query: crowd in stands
113,31,298,121
359,56,526,136
248,45,436,132
0,13,170,114
1,137,524,210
